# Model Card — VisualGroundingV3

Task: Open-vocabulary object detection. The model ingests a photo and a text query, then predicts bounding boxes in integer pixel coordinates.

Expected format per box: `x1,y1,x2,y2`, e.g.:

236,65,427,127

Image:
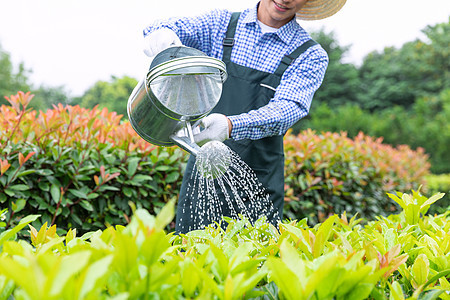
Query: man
143,0,347,233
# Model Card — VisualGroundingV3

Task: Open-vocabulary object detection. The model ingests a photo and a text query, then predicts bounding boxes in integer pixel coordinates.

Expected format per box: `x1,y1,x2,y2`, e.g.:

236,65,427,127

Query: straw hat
296,0,347,20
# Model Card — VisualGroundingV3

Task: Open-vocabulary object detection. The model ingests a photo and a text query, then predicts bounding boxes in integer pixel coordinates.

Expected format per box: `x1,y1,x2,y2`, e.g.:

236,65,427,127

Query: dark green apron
176,12,317,233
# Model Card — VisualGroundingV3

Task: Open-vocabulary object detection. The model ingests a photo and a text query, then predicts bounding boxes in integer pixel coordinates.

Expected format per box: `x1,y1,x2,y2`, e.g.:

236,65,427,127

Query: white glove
143,28,182,58
193,113,230,146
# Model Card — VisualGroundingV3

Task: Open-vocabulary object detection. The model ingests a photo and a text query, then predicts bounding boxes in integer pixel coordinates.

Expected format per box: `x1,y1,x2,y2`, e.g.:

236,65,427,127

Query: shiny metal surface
127,46,227,150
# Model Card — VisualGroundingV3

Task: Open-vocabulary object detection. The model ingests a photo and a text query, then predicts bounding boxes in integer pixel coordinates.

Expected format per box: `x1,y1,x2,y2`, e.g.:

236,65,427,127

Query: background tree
31,85,72,111
73,75,138,117
292,30,361,133
1,43,72,111
0,43,32,104
310,30,361,107
358,19,449,111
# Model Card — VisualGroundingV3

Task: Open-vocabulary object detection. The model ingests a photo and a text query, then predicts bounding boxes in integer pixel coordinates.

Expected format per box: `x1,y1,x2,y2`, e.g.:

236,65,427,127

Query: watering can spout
169,120,201,156
170,134,201,156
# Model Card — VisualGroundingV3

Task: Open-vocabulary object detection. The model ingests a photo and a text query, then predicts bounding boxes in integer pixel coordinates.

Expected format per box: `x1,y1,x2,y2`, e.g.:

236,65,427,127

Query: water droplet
182,141,280,232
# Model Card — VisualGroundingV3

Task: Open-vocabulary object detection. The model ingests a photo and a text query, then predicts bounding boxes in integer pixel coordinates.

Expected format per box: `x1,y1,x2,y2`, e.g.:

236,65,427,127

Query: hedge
283,130,430,223
0,92,185,234
0,92,432,234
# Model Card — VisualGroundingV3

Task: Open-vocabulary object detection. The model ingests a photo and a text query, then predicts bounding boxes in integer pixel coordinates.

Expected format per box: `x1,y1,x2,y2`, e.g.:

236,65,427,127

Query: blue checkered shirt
143,5,328,140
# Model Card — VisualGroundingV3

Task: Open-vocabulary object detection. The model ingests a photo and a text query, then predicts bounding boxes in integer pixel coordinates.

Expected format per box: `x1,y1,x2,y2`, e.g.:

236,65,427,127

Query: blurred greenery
70,75,138,118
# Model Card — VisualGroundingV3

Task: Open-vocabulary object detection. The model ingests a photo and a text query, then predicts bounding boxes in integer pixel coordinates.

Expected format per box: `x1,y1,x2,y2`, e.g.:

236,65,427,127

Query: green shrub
425,173,450,215
0,92,187,235
0,191,448,299
283,129,430,224
1,92,432,234
293,89,450,174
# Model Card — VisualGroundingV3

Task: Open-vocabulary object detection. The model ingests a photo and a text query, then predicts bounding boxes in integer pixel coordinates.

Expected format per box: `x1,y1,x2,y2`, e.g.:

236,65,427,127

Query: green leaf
346,283,378,300
258,282,279,300
265,257,303,299
165,171,179,183
123,187,133,197
313,215,337,258
9,184,30,191
50,251,91,296
17,170,36,178
420,192,445,214
0,193,6,203
38,181,50,192
71,214,83,226
68,189,88,199
387,193,406,210
50,184,61,204
279,223,312,257
418,289,445,300
0,214,40,246
155,165,171,171
98,186,120,192
78,255,113,299
305,254,343,299
87,193,99,199
127,157,140,176
411,254,429,288
80,200,94,211
3,189,15,197
422,269,450,288
12,199,26,213
0,255,38,298
387,281,404,300
181,260,200,297
140,231,170,266
209,243,229,280
131,174,152,182
405,204,420,225
0,276,15,300
36,169,54,176
154,198,175,230
279,239,306,283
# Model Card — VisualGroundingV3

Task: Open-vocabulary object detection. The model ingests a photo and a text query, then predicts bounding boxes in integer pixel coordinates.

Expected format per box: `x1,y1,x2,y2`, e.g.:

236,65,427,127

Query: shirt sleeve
228,45,328,140
142,9,230,56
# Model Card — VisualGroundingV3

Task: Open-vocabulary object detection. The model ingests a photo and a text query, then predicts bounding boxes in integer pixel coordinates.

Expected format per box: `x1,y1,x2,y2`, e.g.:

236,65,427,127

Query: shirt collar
277,18,307,44
241,5,259,25
242,4,309,45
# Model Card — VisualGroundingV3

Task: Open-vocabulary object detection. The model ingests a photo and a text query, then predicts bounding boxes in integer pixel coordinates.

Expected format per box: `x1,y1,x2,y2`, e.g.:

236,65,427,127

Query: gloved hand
193,113,231,146
143,28,182,58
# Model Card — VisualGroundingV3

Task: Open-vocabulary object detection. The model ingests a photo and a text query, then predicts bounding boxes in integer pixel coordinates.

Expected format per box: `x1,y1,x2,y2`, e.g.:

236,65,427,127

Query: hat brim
296,0,347,20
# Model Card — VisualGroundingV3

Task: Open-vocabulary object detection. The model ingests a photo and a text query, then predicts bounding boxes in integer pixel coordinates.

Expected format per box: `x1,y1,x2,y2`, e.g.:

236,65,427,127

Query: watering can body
127,46,227,155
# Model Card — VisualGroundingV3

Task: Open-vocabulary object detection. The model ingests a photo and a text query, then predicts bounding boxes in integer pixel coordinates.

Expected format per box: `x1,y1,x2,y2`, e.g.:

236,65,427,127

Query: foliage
294,88,450,174
357,19,449,111
0,92,187,235
71,75,138,118
0,43,72,112
425,174,450,215
310,30,361,107
1,92,433,234
0,43,32,105
29,84,72,111
283,129,430,224
0,191,448,299
293,103,376,138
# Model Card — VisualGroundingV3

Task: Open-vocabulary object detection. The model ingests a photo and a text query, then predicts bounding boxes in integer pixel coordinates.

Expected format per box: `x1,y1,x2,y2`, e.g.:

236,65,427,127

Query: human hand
143,28,182,58
193,113,231,146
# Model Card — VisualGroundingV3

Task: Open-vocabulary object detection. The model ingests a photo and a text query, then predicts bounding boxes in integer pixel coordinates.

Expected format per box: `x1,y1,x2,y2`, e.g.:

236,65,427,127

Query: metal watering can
127,46,227,156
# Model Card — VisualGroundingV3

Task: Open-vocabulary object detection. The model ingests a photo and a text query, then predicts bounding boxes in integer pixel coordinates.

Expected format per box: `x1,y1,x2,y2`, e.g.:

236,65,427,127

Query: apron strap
222,12,241,62
274,39,318,76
